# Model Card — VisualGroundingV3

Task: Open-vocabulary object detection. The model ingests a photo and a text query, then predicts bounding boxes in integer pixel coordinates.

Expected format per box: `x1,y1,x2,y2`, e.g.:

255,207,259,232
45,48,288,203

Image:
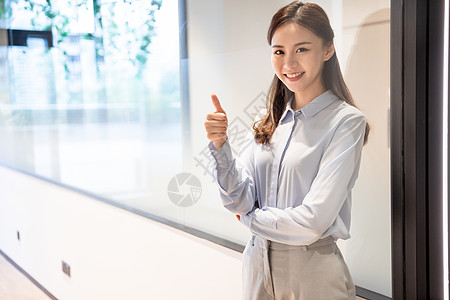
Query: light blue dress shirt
209,90,366,246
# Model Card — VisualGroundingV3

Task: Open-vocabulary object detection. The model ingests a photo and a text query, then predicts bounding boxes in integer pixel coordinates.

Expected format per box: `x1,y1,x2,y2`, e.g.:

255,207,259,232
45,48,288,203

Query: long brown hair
253,1,370,145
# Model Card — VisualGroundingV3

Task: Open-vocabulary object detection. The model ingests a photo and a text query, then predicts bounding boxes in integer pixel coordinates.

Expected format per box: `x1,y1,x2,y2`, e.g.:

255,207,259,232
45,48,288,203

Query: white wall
0,165,242,300
187,0,391,297
341,2,391,297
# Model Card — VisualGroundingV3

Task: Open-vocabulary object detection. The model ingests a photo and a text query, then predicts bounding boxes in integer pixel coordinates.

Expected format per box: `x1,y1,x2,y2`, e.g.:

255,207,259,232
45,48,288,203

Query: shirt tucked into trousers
243,235,355,300
209,90,366,300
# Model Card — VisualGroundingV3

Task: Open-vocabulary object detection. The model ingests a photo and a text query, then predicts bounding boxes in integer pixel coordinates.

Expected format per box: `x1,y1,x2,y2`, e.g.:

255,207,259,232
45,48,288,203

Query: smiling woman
270,23,334,109
253,2,370,147
205,2,370,299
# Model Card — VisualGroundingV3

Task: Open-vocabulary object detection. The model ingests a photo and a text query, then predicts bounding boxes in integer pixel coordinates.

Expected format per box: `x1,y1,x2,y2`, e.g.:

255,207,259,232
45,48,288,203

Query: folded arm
240,114,367,245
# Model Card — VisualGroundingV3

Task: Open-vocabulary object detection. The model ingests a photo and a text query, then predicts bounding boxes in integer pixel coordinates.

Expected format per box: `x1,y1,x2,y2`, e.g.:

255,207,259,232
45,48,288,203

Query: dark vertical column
390,0,405,298
402,1,428,299
178,0,191,163
392,0,447,298
428,1,446,298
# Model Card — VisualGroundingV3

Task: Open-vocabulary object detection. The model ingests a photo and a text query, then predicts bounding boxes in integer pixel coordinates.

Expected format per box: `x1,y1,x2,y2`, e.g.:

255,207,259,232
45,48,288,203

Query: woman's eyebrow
271,41,312,48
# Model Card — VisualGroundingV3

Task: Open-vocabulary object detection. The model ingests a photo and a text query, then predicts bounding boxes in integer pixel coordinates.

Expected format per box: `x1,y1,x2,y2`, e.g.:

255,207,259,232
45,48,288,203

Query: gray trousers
242,235,356,300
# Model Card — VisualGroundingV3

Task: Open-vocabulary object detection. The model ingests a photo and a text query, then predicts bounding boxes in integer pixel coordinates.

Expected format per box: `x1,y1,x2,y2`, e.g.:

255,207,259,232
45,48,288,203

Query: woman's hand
205,94,228,150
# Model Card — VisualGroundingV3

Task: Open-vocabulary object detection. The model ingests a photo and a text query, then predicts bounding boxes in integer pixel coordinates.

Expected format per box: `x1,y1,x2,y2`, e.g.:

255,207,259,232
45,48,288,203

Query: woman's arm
240,114,366,245
205,95,258,215
210,138,257,215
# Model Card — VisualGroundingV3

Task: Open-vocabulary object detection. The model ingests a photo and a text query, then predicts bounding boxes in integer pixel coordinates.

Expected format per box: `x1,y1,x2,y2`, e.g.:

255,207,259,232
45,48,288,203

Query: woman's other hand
205,94,228,150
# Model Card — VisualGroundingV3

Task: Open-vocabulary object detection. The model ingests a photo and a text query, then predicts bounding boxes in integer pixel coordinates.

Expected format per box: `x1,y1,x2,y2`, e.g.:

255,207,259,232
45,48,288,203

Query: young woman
204,1,370,299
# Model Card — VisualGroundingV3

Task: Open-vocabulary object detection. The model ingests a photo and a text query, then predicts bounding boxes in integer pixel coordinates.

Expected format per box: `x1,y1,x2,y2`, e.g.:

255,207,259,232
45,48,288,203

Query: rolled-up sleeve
240,114,366,245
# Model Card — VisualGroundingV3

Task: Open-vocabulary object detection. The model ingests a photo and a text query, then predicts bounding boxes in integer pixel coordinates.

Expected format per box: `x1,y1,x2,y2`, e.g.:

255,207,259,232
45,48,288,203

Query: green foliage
0,0,12,20
8,0,163,74
100,0,163,76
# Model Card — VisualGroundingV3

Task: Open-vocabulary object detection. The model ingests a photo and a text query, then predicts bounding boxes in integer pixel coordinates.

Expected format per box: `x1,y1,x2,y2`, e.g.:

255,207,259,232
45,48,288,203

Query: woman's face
271,22,334,100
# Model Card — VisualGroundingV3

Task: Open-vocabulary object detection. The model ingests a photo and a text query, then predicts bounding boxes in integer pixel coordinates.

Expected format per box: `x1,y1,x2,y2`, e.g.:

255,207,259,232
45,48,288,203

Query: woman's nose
284,53,299,68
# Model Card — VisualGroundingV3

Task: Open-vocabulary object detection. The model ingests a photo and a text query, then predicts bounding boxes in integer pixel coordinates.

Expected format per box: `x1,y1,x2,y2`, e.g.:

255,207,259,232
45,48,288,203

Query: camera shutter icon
167,173,202,207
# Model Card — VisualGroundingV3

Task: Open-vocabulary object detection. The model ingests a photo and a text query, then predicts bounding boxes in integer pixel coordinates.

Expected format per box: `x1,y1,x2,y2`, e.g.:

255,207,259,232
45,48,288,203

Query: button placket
267,112,298,207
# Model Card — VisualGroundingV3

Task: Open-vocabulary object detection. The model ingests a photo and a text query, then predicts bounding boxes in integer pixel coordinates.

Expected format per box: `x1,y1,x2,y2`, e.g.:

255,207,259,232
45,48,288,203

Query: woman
204,1,370,299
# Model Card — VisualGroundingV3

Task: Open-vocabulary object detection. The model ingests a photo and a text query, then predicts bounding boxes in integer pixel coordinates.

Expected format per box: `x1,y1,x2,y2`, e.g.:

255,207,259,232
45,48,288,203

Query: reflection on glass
0,0,182,219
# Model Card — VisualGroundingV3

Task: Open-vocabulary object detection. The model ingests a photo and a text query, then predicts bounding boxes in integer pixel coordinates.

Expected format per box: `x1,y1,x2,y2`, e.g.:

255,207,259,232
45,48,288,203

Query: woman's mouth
284,71,305,81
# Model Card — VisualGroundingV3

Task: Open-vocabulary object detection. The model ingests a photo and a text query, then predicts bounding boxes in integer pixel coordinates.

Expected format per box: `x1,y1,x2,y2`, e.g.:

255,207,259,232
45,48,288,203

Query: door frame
391,0,448,298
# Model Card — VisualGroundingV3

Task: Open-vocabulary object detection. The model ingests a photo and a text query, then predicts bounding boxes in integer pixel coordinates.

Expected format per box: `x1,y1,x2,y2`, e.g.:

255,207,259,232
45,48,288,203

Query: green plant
6,0,162,74
100,0,163,75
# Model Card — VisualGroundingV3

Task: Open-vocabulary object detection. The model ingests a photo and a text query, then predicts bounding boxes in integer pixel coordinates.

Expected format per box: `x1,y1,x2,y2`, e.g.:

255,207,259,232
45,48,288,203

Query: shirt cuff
240,208,257,228
209,139,233,169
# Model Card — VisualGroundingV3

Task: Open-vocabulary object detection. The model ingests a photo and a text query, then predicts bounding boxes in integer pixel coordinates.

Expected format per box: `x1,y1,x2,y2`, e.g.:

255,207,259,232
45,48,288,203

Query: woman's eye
274,50,284,55
297,47,308,53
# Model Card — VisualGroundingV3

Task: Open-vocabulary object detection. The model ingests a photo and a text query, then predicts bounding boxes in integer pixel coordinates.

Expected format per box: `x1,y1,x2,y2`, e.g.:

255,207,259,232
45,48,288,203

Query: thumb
211,94,226,114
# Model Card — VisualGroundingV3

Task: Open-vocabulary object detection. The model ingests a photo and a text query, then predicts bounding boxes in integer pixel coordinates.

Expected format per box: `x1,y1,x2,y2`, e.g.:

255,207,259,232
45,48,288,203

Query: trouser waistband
268,236,336,251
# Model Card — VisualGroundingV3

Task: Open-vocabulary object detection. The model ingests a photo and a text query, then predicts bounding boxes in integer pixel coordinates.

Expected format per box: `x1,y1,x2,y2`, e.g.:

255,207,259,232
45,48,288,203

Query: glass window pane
0,0,183,222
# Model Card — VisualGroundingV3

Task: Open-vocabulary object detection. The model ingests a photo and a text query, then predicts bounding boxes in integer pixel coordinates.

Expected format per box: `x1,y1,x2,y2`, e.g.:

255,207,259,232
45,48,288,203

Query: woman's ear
323,42,335,62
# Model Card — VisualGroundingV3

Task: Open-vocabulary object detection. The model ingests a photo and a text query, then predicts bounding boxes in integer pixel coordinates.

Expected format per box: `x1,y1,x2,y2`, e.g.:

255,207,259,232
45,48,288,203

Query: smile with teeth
285,72,305,78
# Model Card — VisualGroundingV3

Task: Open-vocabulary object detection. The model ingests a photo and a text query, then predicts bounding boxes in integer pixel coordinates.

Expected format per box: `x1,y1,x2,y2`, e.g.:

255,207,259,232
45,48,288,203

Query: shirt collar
279,90,339,124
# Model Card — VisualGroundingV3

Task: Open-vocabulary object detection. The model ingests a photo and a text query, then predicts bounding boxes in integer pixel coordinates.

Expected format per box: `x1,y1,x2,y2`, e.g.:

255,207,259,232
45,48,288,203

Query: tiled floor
0,251,366,300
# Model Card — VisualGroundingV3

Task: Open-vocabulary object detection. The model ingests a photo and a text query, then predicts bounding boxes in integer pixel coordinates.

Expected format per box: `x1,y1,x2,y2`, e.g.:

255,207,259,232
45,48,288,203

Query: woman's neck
293,86,327,111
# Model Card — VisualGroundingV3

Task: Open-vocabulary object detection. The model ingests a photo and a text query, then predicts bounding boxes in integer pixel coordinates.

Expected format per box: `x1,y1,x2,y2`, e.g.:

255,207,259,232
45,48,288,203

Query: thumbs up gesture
205,94,228,149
